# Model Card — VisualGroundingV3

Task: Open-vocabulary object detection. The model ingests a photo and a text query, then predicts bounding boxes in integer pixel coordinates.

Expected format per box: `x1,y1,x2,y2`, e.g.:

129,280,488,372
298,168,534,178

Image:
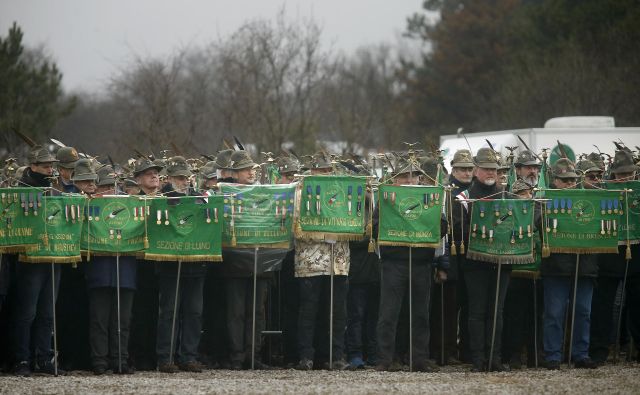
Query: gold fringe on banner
548,247,619,255
0,245,39,254
377,241,440,248
143,253,223,262
19,255,83,264
619,240,640,246
465,250,535,265
221,242,291,249
81,251,141,257
300,232,366,242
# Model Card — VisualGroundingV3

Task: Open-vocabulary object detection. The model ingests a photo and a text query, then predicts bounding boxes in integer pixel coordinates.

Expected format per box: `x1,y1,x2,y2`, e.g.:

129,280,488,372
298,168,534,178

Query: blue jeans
156,275,205,365
12,263,61,363
543,276,594,362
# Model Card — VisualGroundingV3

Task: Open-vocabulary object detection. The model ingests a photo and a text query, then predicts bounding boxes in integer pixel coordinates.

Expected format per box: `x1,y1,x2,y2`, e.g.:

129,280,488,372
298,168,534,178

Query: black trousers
502,277,543,366
297,275,348,362
464,267,510,367
88,287,135,369
590,275,640,362
430,279,458,363
376,261,431,366
129,263,158,370
58,264,91,370
225,277,269,365
281,263,299,364
345,282,379,363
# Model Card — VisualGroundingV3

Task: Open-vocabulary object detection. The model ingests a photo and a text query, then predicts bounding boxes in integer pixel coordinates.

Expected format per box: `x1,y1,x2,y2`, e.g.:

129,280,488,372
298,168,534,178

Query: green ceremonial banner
543,189,620,254
511,235,542,279
467,199,536,264
21,195,86,263
0,188,45,252
605,180,640,245
81,196,147,255
377,184,443,248
145,195,223,262
295,175,369,241
219,183,296,248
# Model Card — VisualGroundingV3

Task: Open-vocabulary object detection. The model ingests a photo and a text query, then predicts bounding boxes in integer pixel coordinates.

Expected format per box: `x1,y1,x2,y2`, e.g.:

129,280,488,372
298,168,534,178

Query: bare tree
210,10,332,153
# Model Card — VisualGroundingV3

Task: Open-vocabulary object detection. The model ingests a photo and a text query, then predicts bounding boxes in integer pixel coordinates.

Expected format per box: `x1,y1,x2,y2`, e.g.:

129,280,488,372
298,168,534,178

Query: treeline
2,1,640,162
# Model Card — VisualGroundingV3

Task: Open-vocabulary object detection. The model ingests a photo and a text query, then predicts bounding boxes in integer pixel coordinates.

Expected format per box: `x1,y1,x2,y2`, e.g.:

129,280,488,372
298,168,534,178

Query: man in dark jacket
452,147,510,372
85,166,137,375
57,159,96,371
446,149,474,363
155,157,207,373
375,155,444,372
52,147,80,194
223,150,272,370
542,158,598,370
590,150,640,364
11,146,63,376
129,157,164,371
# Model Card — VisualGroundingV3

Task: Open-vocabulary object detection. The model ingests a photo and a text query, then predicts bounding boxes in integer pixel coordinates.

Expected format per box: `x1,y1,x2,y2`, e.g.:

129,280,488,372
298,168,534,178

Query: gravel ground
0,364,639,394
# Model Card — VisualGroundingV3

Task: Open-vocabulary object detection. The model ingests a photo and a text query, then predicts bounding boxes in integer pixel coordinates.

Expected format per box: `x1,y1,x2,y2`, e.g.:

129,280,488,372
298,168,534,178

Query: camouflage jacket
294,239,350,277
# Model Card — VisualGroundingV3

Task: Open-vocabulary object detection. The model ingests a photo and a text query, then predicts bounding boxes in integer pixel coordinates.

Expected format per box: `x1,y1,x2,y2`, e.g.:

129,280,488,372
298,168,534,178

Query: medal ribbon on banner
21,195,86,263
219,183,296,249
81,196,147,256
377,184,443,248
467,199,536,264
542,189,620,254
0,187,46,252
294,176,369,241
145,195,223,262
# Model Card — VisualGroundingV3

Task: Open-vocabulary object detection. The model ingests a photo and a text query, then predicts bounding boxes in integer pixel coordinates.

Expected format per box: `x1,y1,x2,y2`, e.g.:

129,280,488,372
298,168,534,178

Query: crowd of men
0,140,638,376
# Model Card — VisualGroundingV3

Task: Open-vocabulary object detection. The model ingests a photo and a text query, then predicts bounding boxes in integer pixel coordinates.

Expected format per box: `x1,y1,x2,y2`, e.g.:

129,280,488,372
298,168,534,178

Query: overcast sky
0,0,425,93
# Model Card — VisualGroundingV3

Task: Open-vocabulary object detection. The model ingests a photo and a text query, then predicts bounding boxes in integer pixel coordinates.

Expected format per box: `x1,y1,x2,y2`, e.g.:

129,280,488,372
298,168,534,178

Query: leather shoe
158,363,179,373
545,360,560,370
574,358,598,369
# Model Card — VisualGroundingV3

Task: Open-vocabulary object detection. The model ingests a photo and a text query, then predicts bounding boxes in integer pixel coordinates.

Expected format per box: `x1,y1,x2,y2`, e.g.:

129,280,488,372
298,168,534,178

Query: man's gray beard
525,175,538,185
482,178,496,186
172,183,188,193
